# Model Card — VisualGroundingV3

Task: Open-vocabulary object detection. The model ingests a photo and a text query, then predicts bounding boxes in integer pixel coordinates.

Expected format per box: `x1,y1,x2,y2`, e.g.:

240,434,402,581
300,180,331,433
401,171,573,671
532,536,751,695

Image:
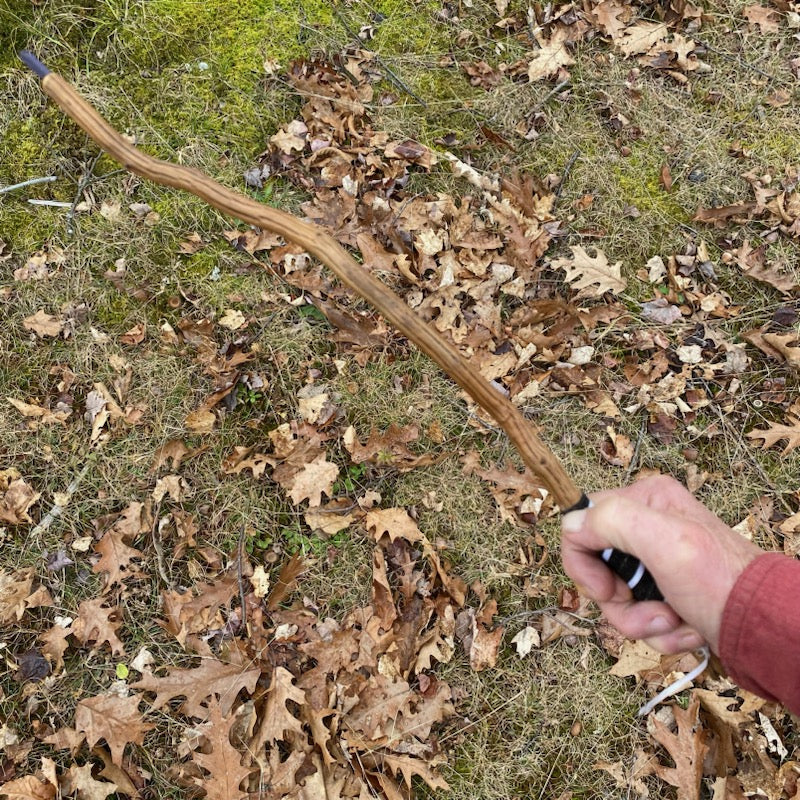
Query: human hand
561,475,762,653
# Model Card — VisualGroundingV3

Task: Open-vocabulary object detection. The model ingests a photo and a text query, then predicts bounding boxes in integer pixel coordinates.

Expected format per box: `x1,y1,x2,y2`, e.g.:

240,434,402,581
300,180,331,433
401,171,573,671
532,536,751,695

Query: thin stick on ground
0,175,57,194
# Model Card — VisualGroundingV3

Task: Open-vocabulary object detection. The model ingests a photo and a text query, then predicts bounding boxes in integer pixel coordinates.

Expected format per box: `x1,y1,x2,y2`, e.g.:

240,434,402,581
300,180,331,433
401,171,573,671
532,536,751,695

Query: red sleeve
718,552,800,714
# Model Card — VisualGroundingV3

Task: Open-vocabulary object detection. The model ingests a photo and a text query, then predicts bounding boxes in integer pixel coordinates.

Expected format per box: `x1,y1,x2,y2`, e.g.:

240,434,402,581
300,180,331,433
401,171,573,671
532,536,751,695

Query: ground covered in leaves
2,1,800,799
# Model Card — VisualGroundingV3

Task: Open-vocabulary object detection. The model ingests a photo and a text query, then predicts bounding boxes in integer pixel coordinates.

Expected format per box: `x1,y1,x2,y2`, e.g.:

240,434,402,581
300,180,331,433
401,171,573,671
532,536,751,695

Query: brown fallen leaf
8,398,69,426
285,453,339,506
0,477,40,525
185,408,216,433
74,693,153,766
608,639,662,678
650,694,709,800
150,439,191,472
693,203,756,225
60,762,118,800
120,323,145,345
250,667,306,749
761,333,800,368
133,658,259,719
746,416,800,454
0,774,56,799
191,698,251,800
0,569,35,625
617,21,668,56
93,530,144,591
527,27,575,82
743,3,782,33
551,245,626,297
23,309,63,338
69,597,125,655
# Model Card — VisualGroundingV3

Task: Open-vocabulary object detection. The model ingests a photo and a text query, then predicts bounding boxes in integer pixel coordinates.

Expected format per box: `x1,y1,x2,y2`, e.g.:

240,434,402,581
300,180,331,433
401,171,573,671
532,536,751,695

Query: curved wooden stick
21,52,583,510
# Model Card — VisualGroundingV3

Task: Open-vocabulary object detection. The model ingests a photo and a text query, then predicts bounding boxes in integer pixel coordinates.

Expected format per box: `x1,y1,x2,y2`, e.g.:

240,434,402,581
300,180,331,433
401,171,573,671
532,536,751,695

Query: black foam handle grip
565,493,664,602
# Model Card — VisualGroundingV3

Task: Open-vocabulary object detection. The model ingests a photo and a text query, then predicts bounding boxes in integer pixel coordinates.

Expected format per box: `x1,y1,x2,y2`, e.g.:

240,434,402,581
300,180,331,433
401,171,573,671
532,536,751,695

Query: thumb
562,494,694,573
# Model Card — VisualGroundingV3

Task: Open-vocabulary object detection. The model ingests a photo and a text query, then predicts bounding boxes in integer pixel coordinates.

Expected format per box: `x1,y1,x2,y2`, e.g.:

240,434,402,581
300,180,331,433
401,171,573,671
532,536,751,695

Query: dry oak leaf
366,508,466,605
191,699,251,800
0,775,56,799
468,608,504,671
527,27,575,82
746,416,800,454
762,332,800,368
361,750,449,792
608,639,662,679
286,453,339,506
74,693,153,766
93,530,144,590
0,478,40,525
59,762,118,800
743,3,782,32
250,666,306,749
23,309,63,338
70,597,125,655
591,0,632,39
8,398,69,426
650,694,709,800
0,569,34,625
551,245,626,297
133,658,259,719
617,21,668,57
185,408,216,434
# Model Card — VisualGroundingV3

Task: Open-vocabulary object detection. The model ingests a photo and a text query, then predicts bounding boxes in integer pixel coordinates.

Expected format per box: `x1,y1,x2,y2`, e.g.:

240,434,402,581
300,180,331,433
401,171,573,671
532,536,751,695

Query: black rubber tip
562,492,591,515
18,50,50,78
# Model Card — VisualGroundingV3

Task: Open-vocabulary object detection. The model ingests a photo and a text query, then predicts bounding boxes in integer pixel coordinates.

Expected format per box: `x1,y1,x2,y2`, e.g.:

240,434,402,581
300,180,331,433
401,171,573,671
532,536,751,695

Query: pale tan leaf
617,21,668,56
0,479,40,525
551,245,626,296
7,398,69,425
743,3,781,32
0,775,56,799
511,626,540,658
608,639,662,678
218,308,246,330
74,693,153,766
23,309,63,338
185,408,216,433
191,699,251,800
650,694,708,800
746,416,800,454
0,569,35,625
527,27,575,81
250,667,305,748
60,762,117,800
286,453,339,506
132,658,259,719
69,597,125,655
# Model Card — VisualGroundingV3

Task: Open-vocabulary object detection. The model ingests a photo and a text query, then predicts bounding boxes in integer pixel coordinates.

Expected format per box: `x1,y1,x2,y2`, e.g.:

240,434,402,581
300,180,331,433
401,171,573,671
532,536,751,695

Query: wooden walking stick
19,50,661,601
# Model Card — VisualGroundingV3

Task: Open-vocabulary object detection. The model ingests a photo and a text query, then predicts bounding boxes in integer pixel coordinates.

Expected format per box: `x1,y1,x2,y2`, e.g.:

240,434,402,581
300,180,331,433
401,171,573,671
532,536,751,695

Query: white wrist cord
636,645,710,717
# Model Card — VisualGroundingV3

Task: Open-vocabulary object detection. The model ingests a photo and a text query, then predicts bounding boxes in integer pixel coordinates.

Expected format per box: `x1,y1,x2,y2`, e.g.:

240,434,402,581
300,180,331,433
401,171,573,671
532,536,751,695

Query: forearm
719,552,800,715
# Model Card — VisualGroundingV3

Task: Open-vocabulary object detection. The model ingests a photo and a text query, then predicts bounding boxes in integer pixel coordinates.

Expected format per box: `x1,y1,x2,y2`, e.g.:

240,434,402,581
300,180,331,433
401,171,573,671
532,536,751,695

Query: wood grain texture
40,72,582,510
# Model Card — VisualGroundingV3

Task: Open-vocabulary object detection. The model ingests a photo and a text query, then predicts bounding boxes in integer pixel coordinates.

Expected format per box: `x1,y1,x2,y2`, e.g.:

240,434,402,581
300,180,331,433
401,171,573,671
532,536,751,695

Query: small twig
532,79,571,114
553,149,580,207
150,502,173,588
30,460,93,538
333,9,428,107
696,39,778,83
66,152,103,237
237,526,248,630
27,199,72,208
0,175,57,194
624,412,648,483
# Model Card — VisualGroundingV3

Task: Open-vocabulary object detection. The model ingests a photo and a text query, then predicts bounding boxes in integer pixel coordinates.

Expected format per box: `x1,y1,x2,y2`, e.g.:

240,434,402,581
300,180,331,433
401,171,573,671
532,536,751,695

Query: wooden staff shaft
34,67,582,510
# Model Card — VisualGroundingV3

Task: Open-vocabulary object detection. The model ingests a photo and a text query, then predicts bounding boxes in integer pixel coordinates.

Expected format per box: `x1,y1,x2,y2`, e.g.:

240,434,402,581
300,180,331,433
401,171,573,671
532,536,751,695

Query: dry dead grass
2,0,800,797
